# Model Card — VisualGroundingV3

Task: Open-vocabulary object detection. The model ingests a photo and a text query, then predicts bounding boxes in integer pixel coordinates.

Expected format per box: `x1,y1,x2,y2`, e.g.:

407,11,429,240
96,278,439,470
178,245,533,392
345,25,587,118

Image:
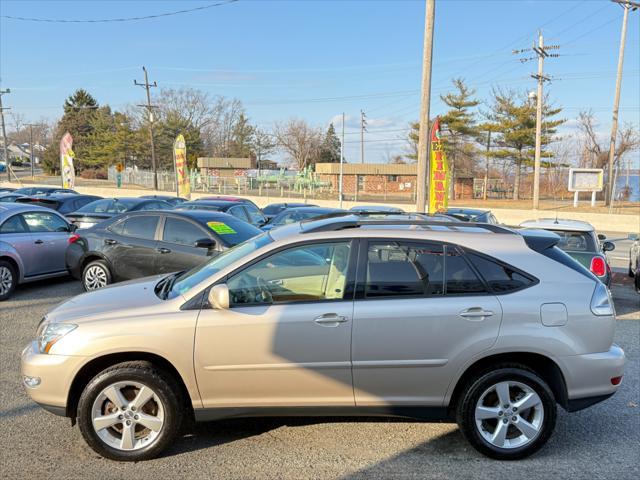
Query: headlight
37,323,77,354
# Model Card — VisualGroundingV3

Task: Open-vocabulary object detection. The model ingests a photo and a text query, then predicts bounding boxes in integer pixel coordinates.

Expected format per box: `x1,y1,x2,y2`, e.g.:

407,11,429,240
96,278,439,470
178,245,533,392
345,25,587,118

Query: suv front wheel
77,361,182,461
456,366,556,460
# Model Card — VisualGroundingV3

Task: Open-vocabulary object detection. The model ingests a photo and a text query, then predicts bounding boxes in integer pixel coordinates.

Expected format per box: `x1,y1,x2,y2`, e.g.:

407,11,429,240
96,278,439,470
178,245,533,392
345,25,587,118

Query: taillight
611,376,623,386
590,256,606,276
68,233,80,244
591,282,614,316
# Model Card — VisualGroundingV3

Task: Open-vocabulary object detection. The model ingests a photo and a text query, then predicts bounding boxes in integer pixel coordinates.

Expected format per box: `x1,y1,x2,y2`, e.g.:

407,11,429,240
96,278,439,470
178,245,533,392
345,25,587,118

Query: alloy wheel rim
91,380,165,451
85,266,108,290
474,380,544,449
0,266,13,296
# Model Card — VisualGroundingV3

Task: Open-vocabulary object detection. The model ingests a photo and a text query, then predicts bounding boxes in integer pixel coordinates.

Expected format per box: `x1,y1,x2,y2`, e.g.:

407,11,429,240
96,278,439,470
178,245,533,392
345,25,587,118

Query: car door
194,240,357,408
22,211,71,275
0,214,35,276
155,215,217,274
107,214,160,281
351,239,503,406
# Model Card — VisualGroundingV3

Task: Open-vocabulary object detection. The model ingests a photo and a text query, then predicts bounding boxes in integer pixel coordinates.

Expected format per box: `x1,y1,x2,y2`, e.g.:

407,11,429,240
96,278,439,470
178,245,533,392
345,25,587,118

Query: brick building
197,157,255,177
315,163,418,196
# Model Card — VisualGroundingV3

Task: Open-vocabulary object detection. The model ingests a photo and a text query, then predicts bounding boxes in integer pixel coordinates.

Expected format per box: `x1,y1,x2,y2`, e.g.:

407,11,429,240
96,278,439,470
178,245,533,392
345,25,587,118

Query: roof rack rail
302,216,516,234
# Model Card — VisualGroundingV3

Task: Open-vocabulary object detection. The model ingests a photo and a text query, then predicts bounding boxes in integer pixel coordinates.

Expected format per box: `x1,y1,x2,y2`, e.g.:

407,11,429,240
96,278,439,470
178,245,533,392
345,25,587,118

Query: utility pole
606,0,638,205
339,112,344,208
515,31,559,209
25,123,40,179
0,88,10,182
360,109,367,164
416,0,436,213
134,67,159,190
483,130,491,201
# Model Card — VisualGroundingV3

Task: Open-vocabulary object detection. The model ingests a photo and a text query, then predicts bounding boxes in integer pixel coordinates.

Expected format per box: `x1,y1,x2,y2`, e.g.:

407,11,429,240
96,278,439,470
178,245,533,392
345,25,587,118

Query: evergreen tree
439,79,480,195
228,113,255,158
317,123,341,164
486,89,564,199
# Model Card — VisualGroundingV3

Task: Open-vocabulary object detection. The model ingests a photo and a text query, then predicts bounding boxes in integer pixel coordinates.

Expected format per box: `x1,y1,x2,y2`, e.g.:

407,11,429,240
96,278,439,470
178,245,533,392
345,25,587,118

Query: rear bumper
65,245,84,279
560,344,625,408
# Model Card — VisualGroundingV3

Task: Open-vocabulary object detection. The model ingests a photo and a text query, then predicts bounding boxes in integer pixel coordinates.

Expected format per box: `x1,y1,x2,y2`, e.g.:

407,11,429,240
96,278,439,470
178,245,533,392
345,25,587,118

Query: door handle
314,314,348,326
156,247,172,254
459,308,494,320
34,239,44,245
104,238,118,245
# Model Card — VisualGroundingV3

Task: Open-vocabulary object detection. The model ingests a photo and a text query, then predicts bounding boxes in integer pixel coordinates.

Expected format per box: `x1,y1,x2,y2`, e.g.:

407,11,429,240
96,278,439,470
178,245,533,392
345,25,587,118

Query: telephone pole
606,0,638,205
483,130,491,201
134,67,159,190
339,112,345,208
0,88,10,182
416,0,436,213
515,31,559,210
360,109,367,164
25,123,41,178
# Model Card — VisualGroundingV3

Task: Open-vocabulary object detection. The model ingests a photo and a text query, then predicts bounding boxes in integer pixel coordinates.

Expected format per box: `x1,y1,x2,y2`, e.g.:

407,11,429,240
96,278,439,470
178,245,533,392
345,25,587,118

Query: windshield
76,199,135,214
166,232,273,299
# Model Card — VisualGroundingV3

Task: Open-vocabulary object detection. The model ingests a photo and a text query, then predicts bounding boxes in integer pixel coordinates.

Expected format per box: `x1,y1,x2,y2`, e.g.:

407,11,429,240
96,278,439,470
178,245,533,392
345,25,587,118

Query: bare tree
577,110,639,170
274,118,322,170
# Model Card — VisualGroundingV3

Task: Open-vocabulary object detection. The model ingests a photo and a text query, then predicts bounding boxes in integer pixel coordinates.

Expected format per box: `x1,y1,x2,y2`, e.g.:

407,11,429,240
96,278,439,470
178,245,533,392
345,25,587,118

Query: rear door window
445,248,487,295
0,215,28,233
120,216,159,240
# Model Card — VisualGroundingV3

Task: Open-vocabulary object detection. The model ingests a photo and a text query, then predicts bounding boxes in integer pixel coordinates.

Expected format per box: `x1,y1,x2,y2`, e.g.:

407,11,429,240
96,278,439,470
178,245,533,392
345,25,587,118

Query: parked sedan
197,195,261,210
13,186,78,196
67,210,261,291
65,197,172,228
262,202,317,221
520,218,614,285
176,200,267,227
262,206,344,231
0,203,76,300
15,193,102,214
140,195,188,207
445,208,499,224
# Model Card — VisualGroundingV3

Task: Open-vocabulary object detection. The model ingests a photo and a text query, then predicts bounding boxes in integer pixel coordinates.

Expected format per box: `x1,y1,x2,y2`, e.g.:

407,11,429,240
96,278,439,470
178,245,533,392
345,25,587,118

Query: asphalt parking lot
1,276,638,479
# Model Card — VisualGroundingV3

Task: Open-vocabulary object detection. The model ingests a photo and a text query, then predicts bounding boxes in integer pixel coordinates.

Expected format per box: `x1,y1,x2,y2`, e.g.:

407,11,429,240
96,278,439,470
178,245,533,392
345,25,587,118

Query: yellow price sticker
207,221,236,235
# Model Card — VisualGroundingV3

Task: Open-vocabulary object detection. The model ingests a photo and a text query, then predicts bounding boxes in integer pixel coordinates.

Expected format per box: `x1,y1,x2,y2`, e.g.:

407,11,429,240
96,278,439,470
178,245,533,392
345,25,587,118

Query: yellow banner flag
173,134,191,199
428,117,449,213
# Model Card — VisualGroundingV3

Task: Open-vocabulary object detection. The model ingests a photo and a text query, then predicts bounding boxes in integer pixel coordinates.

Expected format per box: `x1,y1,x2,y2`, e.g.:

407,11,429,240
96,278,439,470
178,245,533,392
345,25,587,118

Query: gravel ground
1,277,638,480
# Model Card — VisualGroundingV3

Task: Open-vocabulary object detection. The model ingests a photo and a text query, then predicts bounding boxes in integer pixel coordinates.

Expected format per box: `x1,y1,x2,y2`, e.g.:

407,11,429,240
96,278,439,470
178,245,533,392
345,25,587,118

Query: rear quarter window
465,251,537,293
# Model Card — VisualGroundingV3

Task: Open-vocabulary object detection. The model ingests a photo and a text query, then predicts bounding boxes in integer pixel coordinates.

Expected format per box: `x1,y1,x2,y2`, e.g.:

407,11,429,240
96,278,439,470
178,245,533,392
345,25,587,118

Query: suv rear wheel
456,366,556,460
77,361,182,461
82,259,112,291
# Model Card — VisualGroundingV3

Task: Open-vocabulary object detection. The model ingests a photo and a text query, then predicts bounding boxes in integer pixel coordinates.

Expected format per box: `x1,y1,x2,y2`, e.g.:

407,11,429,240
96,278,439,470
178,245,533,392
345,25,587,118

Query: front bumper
560,344,625,409
20,341,86,417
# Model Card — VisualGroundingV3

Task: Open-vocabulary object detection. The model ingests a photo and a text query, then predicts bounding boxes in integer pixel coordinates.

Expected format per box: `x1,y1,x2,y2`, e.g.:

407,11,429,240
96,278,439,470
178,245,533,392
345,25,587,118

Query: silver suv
21,214,625,461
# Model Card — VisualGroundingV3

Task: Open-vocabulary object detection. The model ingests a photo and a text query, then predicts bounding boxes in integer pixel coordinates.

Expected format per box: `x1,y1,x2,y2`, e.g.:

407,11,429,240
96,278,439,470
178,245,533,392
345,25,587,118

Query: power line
1,0,239,23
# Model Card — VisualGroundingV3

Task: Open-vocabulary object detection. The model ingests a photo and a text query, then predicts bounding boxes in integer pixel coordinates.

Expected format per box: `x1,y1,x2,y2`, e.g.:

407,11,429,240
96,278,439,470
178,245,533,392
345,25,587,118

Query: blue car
262,206,344,231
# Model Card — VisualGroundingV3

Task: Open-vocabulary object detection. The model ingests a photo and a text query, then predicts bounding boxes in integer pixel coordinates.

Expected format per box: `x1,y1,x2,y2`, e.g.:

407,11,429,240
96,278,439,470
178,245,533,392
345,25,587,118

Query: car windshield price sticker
207,221,236,235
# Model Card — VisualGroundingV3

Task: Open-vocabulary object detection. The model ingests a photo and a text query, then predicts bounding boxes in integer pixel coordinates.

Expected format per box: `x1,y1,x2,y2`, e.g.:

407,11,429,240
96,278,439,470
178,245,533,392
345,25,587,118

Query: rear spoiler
519,229,561,253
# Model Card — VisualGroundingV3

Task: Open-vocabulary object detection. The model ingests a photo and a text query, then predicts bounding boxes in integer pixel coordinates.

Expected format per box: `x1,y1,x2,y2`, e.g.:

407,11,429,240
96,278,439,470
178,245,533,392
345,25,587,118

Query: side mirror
68,223,78,232
208,284,229,310
629,233,639,241
602,241,615,252
597,233,607,240
195,238,215,249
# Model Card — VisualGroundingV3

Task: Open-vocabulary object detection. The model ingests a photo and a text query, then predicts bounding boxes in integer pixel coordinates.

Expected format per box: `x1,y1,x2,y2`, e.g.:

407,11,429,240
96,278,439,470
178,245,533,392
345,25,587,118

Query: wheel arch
66,351,193,419
447,352,568,413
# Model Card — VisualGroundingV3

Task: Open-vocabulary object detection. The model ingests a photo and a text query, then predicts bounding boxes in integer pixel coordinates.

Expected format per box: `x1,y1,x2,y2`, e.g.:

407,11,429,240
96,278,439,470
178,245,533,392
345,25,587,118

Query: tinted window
77,199,113,213
244,205,266,225
263,204,284,215
228,205,249,222
121,216,158,240
0,215,27,233
445,249,486,294
22,212,69,233
550,230,596,252
200,216,262,247
366,242,444,298
227,241,351,306
466,252,535,293
138,201,167,211
162,217,209,246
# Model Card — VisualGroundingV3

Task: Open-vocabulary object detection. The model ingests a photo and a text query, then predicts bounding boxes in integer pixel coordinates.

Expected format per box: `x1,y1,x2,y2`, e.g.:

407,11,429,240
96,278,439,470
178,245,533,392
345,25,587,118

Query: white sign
568,168,603,192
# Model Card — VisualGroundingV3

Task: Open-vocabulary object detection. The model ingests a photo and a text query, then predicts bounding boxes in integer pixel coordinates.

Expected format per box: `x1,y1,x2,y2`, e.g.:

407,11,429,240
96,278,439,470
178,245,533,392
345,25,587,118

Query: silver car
21,214,624,461
0,203,76,300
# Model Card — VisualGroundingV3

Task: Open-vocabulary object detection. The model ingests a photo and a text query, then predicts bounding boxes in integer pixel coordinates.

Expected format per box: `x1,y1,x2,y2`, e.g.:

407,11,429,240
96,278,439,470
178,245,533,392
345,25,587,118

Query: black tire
77,361,183,461
635,271,640,294
456,365,556,460
0,259,18,301
82,259,112,291
629,261,634,278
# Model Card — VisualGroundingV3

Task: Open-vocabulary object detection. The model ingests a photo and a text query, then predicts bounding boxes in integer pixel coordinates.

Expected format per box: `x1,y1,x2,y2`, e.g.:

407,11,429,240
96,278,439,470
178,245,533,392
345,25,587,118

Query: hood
45,275,167,324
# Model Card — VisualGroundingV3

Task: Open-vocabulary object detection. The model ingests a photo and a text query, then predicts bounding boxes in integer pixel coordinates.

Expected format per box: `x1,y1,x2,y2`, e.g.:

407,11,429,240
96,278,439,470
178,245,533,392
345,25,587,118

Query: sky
1,0,639,165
